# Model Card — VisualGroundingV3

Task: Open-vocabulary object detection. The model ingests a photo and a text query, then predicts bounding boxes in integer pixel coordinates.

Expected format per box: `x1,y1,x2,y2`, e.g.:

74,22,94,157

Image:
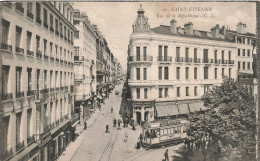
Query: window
36,3,41,24
36,35,40,51
136,47,140,61
177,87,180,97
222,68,225,76
55,71,58,88
136,68,140,80
27,68,32,91
27,109,32,138
185,67,189,79
159,88,163,98
194,67,197,79
136,88,140,99
176,47,180,58
247,49,250,57
50,14,54,31
55,18,59,34
74,31,79,39
143,47,147,60
164,46,168,61
2,116,10,152
185,48,189,60
221,51,224,62
60,22,63,37
248,62,251,70
60,71,62,87
15,26,22,48
186,87,189,96
247,39,250,44
60,47,63,58
194,86,198,96
27,3,33,17
229,68,231,78
50,102,53,124
214,50,217,60
44,70,47,89
44,39,47,56
165,88,168,97
2,19,10,44
238,61,241,69
50,71,53,88
238,48,241,56
43,8,48,28
204,67,208,79
143,68,147,80
50,42,53,56
194,48,197,60
164,67,168,80
176,67,180,80
158,67,162,80
27,31,32,51
74,47,79,56
158,45,162,60
215,68,218,79
36,69,40,92
144,88,148,98
16,67,22,93
243,49,245,56
243,62,246,70
16,112,22,144
2,66,10,95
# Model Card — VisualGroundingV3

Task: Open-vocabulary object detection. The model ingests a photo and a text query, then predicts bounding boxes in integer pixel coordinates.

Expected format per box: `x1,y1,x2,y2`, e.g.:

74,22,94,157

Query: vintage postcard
0,1,259,161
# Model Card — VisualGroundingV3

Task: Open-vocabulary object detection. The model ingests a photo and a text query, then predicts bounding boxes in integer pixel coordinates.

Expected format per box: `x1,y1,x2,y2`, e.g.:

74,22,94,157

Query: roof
150,25,233,42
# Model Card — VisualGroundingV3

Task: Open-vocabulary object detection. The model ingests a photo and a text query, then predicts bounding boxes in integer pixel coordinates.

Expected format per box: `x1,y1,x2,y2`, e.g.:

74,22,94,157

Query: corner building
127,5,237,124
0,2,77,161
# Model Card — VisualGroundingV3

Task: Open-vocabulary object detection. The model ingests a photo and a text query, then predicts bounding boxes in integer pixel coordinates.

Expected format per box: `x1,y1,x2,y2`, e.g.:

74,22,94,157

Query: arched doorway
136,112,141,125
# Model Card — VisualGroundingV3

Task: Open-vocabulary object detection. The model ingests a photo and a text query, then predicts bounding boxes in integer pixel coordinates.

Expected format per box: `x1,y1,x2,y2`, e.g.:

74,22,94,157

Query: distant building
127,5,256,124
73,10,97,123
0,2,77,161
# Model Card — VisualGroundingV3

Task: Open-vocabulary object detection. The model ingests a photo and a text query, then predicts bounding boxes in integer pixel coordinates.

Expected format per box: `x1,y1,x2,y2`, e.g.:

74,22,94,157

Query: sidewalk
57,109,101,161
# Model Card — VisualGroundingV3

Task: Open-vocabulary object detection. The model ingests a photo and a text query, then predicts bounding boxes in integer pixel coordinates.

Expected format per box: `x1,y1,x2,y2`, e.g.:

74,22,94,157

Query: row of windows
238,61,253,70
237,48,252,57
134,67,232,80
2,19,74,61
2,65,73,96
135,46,234,60
236,37,254,45
135,86,203,99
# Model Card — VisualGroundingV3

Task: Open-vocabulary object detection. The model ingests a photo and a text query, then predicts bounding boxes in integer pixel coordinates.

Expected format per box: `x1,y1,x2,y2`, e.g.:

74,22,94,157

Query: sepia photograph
0,1,260,161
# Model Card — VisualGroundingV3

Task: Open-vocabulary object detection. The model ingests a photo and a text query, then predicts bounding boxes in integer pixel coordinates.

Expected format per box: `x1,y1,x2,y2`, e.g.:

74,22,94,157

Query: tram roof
143,119,188,129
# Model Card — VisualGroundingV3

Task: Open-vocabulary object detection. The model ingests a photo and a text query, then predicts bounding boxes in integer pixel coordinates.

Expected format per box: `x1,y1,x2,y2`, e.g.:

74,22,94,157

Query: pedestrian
111,107,113,113
139,133,143,143
123,120,126,128
164,149,169,161
84,120,87,130
113,119,117,127
184,137,188,149
136,140,140,149
132,124,136,130
105,125,110,133
124,131,128,142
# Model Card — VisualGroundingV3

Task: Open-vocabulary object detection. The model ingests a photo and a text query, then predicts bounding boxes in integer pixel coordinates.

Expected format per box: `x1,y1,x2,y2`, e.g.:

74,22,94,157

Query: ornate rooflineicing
132,4,150,33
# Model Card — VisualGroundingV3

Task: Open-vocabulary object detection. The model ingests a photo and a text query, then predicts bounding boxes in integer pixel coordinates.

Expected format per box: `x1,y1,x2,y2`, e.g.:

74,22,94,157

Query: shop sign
160,120,181,126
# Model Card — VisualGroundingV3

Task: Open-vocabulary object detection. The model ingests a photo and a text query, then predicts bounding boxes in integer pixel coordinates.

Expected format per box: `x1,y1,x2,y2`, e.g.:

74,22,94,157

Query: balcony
60,60,64,63
193,58,201,63
55,87,59,91
202,59,214,64
65,86,68,92
50,88,55,92
36,17,42,25
50,26,54,33
92,75,95,80
60,86,64,90
44,22,48,29
34,90,40,100
1,43,12,52
229,60,234,64
157,56,172,62
50,57,55,61
16,91,24,98
50,122,56,129
36,50,42,58
214,59,221,64
221,60,229,64
44,55,49,60
56,58,60,62
15,47,24,55
74,56,84,62
65,37,68,41
56,120,60,125
27,11,34,19
129,55,153,63
65,61,68,65
15,4,24,14
27,90,34,96
75,74,85,81
41,88,49,93
0,148,13,161
55,30,59,36
60,33,63,39
40,128,50,139
1,93,13,101
16,141,25,153
27,50,34,57
27,135,35,146
70,85,73,92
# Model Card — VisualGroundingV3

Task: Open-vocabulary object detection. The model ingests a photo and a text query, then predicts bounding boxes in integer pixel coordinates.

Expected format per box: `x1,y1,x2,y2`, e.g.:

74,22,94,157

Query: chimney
220,26,226,35
73,9,80,18
210,24,220,38
170,19,177,34
236,22,243,34
81,12,88,20
184,22,193,35
243,24,247,34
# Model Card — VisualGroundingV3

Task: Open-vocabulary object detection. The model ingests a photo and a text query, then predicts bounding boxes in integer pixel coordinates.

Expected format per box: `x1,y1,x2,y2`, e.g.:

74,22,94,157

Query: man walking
164,149,169,161
105,124,110,133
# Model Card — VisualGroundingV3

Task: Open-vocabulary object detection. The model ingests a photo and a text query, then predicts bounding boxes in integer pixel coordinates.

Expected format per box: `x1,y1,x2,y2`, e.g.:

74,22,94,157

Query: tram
141,119,188,149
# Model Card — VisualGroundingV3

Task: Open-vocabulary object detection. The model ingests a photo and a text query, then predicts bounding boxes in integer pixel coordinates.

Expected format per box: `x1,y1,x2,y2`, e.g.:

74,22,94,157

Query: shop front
131,100,155,125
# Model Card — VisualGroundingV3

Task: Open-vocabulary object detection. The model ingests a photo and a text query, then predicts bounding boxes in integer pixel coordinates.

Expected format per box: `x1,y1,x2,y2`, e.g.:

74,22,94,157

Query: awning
189,102,206,113
156,104,179,117
178,104,189,114
11,143,39,161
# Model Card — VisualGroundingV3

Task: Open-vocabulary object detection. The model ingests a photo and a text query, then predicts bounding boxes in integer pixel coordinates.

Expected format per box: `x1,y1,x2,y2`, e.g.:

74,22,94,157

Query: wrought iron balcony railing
36,17,42,25
27,90,34,96
202,59,214,63
74,56,84,61
16,91,24,98
1,93,13,101
15,47,24,55
27,11,34,19
27,135,35,146
15,4,24,14
36,50,42,58
27,50,34,56
129,55,153,62
157,56,172,62
0,148,13,161
50,26,54,33
1,43,12,52
16,141,24,152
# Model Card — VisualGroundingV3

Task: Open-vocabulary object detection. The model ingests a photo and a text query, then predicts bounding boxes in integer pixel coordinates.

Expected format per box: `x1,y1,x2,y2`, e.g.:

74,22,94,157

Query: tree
188,77,256,161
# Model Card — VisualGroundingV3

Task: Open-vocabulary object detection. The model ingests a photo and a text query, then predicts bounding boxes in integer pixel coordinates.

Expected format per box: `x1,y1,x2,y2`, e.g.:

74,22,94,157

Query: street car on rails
141,119,189,149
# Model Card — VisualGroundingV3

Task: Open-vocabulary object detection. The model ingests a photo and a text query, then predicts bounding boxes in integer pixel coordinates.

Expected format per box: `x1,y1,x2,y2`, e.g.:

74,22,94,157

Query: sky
73,2,256,71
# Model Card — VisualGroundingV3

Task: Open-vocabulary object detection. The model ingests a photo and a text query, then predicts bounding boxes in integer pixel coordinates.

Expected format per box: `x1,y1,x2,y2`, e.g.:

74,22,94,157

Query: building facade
127,5,239,124
0,2,77,161
73,10,97,124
